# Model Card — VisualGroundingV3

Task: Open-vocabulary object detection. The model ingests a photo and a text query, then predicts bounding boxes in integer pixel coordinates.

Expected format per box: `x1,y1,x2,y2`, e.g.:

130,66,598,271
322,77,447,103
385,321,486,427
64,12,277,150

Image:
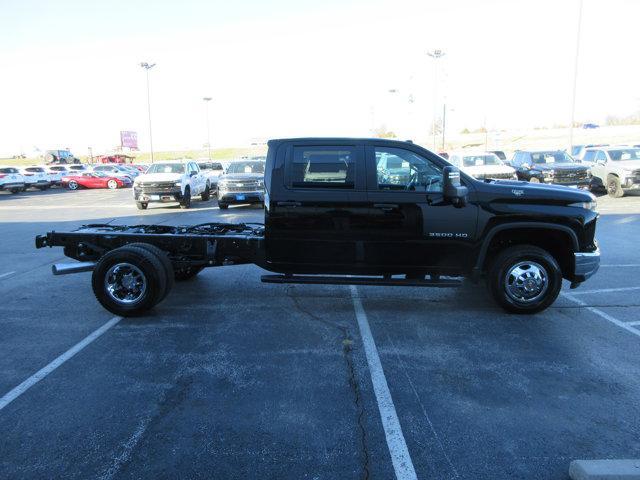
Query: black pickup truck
35,138,600,316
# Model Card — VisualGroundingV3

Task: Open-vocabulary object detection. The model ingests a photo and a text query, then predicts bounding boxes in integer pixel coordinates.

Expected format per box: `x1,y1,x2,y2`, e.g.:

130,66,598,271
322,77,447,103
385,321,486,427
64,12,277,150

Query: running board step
261,274,462,288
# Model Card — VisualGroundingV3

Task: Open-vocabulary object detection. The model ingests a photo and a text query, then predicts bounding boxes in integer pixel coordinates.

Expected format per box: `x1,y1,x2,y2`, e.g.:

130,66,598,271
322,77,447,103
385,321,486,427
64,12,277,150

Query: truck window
291,147,355,189
582,150,596,162
375,147,442,192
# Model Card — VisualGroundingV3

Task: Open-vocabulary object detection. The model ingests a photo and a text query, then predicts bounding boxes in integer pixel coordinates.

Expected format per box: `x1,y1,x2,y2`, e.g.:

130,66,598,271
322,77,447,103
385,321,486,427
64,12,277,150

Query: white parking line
570,286,640,295
562,293,640,339
350,286,418,480
0,316,122,412
626,320,640,327
600,264,640,268
0,271,15,280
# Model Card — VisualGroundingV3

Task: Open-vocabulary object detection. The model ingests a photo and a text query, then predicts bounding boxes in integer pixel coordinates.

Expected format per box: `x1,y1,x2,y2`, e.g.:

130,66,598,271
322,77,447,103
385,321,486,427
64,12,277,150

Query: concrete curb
570,460,640,479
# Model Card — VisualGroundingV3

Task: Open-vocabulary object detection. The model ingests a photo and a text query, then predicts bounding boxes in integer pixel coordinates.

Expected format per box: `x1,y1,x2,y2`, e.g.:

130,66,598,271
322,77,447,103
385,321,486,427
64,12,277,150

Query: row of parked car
440,144,640,198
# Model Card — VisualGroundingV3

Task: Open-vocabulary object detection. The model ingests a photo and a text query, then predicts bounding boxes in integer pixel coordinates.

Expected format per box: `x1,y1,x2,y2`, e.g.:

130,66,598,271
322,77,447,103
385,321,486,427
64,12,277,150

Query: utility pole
569,0,584,152
427,49,445,151
441,104,446,150
140,62,156,163
203,97,212,160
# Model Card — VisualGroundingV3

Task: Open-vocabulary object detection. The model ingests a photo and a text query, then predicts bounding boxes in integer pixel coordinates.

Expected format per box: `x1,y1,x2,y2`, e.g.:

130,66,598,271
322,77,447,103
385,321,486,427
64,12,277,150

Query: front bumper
134,187,182,202
218,190,264,204
573,247,600,282
0,182,25,190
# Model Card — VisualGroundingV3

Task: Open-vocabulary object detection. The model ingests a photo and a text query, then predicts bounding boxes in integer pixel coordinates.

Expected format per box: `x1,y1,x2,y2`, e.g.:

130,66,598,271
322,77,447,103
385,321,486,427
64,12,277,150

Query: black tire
607,175,624,198
10,188,21,194
37,186,48,191
136,202,148,210
201,183,211,201
91,245,167,316
123,243,175,302
488,245,562,314
218,202,228,209
174,265,204,281
180,187,191,209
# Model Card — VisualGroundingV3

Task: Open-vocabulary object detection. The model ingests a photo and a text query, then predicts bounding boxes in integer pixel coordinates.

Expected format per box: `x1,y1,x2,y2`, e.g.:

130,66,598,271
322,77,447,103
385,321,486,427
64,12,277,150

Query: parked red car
62,172,132,190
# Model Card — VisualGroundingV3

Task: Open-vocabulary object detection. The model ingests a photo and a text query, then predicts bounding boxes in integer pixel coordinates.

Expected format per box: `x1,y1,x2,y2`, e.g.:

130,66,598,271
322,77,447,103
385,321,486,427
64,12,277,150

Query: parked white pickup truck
448,151,517,180
132,159,210,209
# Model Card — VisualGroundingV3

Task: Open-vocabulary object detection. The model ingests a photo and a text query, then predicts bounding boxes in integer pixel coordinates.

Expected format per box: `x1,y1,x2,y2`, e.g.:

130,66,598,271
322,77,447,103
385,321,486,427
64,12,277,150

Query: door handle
277,201,302,207
373,203,399,211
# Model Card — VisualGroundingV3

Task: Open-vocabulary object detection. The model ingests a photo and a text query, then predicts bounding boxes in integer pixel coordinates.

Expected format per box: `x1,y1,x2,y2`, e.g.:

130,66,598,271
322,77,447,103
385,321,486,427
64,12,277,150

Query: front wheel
201,183,211,201
607,176,624,198
218,202,228,209
180,188,191,209
107,179,119,190
488,245,562,314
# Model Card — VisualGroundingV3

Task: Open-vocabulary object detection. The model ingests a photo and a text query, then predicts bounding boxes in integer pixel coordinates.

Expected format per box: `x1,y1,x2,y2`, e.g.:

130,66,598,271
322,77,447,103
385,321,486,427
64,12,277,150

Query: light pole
427,49,445,151
140,62,156,163
569,0,583,152
203,97,212,160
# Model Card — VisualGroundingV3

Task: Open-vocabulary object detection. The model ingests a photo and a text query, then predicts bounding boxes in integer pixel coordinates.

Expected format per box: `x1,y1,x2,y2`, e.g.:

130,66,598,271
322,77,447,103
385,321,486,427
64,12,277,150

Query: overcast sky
1,0,639,156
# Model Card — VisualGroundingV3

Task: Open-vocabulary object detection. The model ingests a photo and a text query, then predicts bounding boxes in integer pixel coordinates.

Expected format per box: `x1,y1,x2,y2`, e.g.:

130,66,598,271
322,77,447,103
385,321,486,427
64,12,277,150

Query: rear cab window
289,146,357,189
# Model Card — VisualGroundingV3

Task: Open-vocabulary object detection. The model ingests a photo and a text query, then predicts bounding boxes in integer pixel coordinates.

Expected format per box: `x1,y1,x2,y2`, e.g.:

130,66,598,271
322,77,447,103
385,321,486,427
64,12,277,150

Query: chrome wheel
504,261,548,304
68,180,79,190
105,262,147,305
107,179,118,189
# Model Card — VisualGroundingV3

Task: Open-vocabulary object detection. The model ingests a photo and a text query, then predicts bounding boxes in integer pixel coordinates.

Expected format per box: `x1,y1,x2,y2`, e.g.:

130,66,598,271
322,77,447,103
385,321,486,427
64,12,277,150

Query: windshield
608,149,640,161
462,154,503,167
531,151,574,164
146,163,185,174
226,161,265,174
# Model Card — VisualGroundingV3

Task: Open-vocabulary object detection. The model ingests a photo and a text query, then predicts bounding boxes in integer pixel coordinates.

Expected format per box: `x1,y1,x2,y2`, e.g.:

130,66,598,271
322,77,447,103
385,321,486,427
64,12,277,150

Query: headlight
544,170,555,177
569,200,597,211
586,168,591,176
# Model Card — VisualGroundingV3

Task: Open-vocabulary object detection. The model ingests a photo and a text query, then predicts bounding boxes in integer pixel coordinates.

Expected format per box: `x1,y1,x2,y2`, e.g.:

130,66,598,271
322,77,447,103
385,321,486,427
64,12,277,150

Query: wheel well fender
475,223,579,277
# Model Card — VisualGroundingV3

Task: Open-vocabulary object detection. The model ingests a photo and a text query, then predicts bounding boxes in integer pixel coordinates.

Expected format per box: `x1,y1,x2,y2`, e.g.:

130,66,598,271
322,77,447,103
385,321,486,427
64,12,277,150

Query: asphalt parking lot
1,188,639,480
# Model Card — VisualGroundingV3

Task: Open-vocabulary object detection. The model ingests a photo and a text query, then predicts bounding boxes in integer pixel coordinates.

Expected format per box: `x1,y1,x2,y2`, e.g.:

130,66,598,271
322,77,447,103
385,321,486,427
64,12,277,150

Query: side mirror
443,166,469,208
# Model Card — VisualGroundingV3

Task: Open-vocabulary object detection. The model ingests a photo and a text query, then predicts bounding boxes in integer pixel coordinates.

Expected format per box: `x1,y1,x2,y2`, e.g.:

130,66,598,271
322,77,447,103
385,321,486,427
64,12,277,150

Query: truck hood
609,160,640,171
531,162,588,172
218,173,263,182
475,178,595,203
135,173,182,182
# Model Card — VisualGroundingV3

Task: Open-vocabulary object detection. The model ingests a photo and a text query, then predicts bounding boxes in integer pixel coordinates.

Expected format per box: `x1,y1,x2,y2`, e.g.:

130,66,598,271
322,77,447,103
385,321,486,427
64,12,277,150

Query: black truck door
363,144,478,273
265,142,368,273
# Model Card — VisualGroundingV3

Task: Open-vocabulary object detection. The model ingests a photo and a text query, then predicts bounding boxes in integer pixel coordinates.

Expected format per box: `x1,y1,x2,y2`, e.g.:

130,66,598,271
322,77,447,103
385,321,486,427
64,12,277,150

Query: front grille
219,182,262,192
554,170,588,183
136,182,178,193
484,172,514,180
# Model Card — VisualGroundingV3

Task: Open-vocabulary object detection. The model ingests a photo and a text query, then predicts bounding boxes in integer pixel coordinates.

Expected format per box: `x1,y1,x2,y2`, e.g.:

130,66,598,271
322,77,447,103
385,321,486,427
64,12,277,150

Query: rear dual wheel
91,244,174,316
